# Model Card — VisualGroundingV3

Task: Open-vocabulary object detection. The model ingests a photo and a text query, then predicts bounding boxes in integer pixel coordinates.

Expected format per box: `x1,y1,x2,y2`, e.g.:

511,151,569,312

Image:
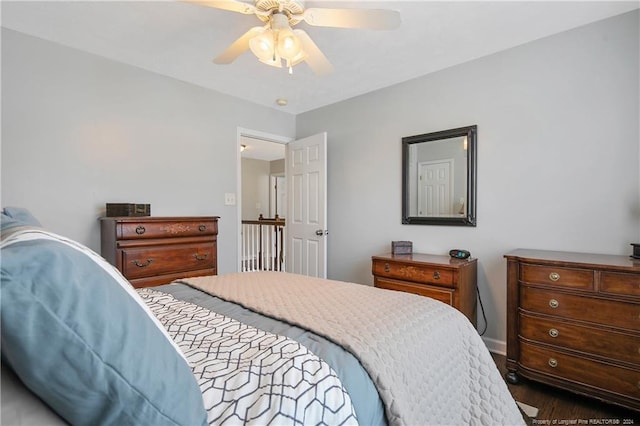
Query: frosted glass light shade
249,29,276,62
276,28,302,61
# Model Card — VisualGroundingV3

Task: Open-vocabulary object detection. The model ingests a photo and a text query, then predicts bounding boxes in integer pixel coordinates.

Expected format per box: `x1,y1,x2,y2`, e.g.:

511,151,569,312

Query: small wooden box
106,203,151,217
391,241,413,255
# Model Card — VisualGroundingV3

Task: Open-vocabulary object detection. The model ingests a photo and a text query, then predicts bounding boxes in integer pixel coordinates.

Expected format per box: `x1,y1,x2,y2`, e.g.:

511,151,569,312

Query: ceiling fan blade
293,29,333,76
300,8,401,30
213,27,263,64
183,0,257,15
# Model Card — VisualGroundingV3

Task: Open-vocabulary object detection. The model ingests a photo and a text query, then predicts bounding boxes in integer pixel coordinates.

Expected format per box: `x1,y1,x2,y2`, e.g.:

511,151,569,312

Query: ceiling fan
187,0,401,76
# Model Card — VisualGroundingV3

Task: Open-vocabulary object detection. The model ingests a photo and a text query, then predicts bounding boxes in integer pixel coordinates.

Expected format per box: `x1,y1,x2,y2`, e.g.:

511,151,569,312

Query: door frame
236,127,292,272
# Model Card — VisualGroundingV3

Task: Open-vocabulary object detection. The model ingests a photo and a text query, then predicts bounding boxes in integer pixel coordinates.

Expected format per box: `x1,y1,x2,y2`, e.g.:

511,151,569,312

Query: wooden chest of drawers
505,249,640,410
101,216,219,288
372,253,477,328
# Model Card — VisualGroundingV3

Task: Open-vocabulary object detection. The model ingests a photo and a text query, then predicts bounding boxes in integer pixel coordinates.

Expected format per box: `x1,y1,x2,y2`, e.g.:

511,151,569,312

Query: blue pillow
1,227,207,426
1,207,42,232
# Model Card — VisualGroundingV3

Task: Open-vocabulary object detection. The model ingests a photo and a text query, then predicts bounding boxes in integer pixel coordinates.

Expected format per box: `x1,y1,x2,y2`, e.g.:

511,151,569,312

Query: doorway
237,128,290,272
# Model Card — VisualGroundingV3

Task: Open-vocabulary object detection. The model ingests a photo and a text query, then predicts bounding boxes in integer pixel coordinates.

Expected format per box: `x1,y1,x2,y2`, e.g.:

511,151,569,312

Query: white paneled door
418,159,453,216
286,132,327,278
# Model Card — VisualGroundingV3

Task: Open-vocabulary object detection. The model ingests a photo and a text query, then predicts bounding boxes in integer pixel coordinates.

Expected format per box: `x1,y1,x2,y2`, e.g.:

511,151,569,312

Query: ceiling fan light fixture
277,29,302,61
197,0,401,77
249,29,276,62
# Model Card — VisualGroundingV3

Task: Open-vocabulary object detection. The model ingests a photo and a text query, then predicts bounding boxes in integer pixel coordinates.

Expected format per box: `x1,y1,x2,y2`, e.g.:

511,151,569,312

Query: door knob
315,229,328,236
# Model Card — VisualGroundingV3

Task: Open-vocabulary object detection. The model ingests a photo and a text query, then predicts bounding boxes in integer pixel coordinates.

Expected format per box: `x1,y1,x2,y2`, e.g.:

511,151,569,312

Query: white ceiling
240,135,286,160
2,1,638,114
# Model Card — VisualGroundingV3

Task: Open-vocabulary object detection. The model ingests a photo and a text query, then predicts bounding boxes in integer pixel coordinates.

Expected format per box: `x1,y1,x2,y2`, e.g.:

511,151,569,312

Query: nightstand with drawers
372,253,477,328
505,248,640,411
101,216,219,288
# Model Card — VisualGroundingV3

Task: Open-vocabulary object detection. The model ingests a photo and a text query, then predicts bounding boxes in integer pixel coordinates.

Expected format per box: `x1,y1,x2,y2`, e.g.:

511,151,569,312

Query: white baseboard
482,336,506,355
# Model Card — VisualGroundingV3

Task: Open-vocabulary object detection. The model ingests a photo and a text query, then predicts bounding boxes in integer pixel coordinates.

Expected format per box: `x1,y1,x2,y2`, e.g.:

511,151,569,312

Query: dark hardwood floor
492,353,639,425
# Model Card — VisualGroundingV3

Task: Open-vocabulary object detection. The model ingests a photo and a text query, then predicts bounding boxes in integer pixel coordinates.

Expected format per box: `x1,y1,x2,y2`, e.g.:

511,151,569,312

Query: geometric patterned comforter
137,289,358,426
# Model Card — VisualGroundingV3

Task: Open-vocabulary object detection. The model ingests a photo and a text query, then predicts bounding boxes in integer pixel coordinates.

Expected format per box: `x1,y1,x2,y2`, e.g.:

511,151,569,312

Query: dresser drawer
375,277,453,305
121,243,216,279
119,219,218,240
519,341,640,401
372,259,454,287
600,271,640,298
520,263,594,290
519,312,640,366
520,286,640,332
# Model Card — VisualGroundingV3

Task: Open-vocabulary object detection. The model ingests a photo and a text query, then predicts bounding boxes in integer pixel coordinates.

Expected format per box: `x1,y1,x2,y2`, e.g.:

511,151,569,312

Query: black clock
449,249,471,259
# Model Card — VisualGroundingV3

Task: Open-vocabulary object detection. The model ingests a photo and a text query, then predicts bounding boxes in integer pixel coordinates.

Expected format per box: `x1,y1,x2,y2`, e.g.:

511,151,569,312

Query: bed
0,207,524,426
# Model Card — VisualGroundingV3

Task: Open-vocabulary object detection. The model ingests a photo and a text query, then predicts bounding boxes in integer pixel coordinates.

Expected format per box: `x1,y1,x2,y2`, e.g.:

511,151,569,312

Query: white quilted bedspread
180,271,524,426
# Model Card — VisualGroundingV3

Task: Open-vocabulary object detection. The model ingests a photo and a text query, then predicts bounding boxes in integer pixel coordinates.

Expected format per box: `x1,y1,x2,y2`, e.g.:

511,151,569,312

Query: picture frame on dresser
504,249,640,411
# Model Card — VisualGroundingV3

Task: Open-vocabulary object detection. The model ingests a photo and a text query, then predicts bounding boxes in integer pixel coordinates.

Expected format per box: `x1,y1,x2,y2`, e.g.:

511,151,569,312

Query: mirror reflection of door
418,159,453,216
411,136,466,218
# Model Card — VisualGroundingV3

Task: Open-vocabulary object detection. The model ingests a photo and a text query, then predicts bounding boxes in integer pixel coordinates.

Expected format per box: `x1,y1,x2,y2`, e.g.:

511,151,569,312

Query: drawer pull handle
135,226,146,235
132,258,153,268
384,263,390,273
198,225,206,232
549,272,560,281
433,271,441,280
549,299,559,309
548,328,559,338
548,358,558,368
194,253,209,261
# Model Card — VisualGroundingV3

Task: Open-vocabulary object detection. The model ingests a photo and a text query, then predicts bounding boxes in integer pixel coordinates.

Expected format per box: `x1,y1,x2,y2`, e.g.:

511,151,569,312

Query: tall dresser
101,216,219,288
505,249,640,410
372,253,477,328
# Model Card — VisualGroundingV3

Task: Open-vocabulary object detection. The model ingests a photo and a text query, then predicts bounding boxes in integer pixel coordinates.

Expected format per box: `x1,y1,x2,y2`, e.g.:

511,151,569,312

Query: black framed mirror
402,125,477,226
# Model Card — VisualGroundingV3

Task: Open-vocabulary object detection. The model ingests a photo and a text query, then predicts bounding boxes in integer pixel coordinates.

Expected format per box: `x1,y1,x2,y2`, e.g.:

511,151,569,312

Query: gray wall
296,10,640,350
1,28,295,274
